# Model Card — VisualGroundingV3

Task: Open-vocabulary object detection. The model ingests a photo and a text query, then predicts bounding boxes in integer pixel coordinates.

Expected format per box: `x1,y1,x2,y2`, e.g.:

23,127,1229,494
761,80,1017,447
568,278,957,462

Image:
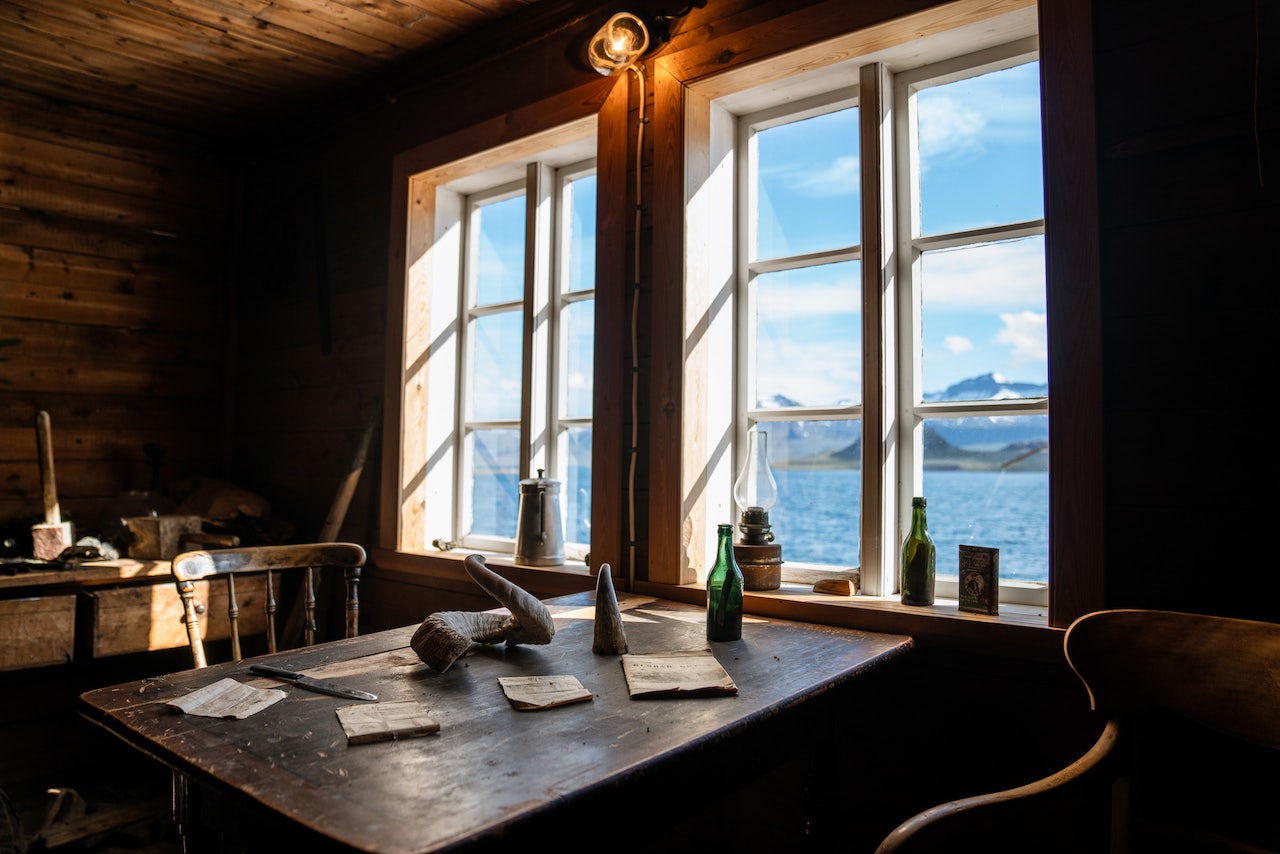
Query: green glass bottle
706,523,744,641
901,497,936,606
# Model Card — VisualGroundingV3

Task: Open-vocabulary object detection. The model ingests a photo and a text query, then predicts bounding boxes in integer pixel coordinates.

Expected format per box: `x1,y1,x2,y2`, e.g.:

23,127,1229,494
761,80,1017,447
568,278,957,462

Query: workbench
0,559,264,671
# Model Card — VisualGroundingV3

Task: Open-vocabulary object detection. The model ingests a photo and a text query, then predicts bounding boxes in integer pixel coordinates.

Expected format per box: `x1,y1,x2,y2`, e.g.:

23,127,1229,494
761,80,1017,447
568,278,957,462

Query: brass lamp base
734,542,782,591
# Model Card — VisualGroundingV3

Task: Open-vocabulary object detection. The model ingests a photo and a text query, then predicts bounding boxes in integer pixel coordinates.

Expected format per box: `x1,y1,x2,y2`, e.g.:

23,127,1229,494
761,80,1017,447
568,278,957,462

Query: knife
250,664,378,701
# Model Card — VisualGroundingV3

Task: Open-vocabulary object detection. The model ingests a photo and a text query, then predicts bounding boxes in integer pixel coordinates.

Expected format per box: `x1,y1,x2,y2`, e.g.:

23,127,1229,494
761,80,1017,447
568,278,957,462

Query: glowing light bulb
587,13,649,75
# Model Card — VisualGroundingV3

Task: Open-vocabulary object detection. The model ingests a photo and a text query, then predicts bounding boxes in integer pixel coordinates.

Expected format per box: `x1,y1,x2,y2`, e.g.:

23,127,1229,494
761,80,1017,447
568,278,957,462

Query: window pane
759,421,861,566
470,311,522,420
468,428,519,538
917,62,1043,236
755,107,859,260
563,426,592,545
566,175,596,293
922,414,1048,583
920,237,1046,400
474,195,525,305
562,299,594,418
754,261,861,408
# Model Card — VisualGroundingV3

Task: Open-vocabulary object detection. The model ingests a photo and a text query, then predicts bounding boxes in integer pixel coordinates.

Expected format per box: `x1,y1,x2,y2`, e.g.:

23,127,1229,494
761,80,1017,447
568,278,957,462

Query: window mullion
860,61,895,597
524,162,554,480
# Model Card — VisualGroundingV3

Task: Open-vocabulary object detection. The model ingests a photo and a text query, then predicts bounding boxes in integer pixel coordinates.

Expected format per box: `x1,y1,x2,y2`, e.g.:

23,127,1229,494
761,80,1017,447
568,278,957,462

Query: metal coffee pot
514,469,565,566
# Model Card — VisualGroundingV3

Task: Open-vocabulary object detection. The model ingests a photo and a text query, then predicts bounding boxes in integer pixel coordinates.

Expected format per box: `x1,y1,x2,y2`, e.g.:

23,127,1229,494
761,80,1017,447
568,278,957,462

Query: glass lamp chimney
733,429,778,546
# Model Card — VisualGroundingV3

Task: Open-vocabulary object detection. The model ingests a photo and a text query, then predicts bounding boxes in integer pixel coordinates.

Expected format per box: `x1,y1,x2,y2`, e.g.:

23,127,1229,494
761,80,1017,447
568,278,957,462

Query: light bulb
733,429,778,514
587,13,649,75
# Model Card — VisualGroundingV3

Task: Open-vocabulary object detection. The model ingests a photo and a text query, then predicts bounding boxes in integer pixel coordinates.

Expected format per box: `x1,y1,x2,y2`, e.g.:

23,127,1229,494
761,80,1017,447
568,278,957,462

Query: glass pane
917,62,1043,236
468,428,519,538
469,311,522,420
922,414,1048,584
562,299,594,418
920,236,1046,400
473,194,525,305
755,107,859,260
758,421,861,567
566,174,596,293
564,426,592,545
754,261,861,408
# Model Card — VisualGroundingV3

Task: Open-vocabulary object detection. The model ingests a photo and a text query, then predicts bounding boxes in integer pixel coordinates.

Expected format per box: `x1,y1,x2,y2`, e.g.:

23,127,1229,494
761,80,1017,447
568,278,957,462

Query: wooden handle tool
35,410,61,526
32,411,73,560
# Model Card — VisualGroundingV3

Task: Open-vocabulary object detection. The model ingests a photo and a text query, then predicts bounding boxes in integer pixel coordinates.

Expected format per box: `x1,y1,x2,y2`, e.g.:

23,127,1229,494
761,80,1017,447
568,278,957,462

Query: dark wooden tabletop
78,591,913,854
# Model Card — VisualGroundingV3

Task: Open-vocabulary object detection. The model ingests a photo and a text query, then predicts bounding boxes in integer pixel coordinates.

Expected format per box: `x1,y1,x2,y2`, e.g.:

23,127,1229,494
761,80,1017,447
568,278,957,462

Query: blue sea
472,467,1049,583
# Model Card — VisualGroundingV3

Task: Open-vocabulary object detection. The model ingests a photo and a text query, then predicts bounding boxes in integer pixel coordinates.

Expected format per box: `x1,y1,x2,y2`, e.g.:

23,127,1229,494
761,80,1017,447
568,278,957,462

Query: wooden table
78,591,913,853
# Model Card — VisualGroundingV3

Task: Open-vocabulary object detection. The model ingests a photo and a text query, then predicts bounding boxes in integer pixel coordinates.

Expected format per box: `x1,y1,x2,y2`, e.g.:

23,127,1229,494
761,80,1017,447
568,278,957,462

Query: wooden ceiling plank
0,51,273,131
0,3,318,97
127,0,391,75
252,0,438,56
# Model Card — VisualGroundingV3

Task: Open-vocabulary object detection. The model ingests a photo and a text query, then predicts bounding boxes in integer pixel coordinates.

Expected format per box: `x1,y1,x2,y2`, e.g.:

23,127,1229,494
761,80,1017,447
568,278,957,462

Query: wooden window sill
370,548,1063,662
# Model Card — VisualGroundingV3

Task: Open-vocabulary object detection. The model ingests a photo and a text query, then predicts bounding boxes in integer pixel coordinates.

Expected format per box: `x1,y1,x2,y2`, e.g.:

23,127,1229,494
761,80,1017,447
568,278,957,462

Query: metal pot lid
519,468,561,491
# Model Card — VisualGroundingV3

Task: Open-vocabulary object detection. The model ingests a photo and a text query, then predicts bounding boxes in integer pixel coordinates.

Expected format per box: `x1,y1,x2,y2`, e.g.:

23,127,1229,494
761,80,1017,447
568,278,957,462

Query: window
676,8,1048,607
390,120,597,561
460,164,596,555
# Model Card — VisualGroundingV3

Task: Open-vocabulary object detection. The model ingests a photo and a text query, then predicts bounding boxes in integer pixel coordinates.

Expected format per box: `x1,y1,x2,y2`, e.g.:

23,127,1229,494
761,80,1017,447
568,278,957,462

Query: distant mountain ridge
763,373,1049,472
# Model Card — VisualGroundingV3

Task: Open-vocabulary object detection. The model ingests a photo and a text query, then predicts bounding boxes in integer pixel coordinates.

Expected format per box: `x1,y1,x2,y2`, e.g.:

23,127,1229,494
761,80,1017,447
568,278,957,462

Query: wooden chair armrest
875,720,1121,854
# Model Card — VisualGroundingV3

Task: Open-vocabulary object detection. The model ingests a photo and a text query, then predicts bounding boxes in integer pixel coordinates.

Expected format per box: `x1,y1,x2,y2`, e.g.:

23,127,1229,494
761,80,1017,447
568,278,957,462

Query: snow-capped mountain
757,374,1049,470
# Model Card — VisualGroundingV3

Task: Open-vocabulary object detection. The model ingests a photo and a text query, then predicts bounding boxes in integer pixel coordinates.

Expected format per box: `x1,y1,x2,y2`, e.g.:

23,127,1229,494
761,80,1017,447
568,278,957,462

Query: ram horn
592,564,628,655
410,553,556,672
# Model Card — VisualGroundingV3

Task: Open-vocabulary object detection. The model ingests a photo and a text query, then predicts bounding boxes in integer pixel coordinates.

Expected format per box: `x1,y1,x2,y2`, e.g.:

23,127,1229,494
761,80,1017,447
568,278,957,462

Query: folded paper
165,677,285,719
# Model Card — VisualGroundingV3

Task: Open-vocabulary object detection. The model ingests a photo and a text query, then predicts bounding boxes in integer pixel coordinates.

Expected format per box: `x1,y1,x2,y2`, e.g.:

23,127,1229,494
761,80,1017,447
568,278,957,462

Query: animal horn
410,554,556,672
592,564,627,655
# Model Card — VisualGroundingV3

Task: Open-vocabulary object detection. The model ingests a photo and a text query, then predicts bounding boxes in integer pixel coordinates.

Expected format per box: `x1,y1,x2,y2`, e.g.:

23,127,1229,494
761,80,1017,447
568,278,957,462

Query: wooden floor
1,650,191,854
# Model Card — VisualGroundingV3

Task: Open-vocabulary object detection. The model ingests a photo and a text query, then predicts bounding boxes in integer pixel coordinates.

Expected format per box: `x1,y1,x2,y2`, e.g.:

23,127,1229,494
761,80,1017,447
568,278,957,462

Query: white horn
410,554,556,672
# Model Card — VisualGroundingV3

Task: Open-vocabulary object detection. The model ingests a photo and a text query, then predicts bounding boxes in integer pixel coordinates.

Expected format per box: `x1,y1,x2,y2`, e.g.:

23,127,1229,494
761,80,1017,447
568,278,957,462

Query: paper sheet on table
620,649,738,698
337,700,440,744
498,675,593,710
165,677,286,719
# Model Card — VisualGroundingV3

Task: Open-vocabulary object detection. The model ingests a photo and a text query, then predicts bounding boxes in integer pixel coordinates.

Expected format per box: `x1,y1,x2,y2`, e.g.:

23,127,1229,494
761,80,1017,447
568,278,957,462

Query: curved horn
410,554,556,672
462,553,556,646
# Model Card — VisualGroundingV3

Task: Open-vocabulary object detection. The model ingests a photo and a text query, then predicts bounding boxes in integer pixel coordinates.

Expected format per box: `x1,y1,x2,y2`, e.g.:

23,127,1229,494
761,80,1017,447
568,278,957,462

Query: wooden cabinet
0,595,76,671
85,576,267,658
1,559,266,668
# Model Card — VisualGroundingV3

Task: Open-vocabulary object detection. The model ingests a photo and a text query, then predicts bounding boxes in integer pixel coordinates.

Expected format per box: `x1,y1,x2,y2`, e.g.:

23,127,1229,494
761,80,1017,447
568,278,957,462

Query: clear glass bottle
706,523,744,641
901,497,936,606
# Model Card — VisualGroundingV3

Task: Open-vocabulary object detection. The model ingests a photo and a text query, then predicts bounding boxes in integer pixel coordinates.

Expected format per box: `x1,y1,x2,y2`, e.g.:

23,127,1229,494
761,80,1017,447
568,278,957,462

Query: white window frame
394,123,596,561
693,9,1047,607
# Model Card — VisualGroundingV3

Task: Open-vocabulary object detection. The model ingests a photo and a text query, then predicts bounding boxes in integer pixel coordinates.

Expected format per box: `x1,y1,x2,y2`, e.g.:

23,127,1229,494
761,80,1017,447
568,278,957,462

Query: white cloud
922,239,1045,307
944,335,973,354
995,311,1047,363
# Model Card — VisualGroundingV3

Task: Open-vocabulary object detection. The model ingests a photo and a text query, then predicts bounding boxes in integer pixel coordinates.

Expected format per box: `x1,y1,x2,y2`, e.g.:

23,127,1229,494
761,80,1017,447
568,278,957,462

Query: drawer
87,576,269,657
0,595,76,670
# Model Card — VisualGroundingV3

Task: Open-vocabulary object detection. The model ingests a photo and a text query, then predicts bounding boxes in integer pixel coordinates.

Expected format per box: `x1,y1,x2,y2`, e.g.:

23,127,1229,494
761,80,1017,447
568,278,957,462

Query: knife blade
250,664,378,702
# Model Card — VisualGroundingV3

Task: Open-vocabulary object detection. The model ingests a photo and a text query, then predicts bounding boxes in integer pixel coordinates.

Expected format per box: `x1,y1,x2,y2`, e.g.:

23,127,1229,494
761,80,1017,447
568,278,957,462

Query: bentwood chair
170,542,365,669
876,609,1280,854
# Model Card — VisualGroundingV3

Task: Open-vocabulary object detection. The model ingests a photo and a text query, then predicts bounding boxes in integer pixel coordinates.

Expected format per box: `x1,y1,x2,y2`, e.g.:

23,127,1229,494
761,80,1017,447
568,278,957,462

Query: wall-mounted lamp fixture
732,428,783,590
588,12,650,76
586,2,707,75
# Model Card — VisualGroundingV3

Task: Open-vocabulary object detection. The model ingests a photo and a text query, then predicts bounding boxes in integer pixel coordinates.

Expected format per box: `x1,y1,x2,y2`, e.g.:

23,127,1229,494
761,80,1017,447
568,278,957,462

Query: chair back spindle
171,543,365,669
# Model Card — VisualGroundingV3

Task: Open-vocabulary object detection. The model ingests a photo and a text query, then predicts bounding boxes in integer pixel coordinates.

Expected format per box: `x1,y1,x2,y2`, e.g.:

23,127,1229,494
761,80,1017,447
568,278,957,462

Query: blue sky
754,61,1046,402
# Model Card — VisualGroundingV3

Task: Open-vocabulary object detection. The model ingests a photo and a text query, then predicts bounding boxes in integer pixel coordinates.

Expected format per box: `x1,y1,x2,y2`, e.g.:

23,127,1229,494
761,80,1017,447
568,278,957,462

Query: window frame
647,0,1101,630
381,93,622,566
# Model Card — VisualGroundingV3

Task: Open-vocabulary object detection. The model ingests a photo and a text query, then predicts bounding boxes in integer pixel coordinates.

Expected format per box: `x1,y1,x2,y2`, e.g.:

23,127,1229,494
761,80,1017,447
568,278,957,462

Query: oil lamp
732,428,783,590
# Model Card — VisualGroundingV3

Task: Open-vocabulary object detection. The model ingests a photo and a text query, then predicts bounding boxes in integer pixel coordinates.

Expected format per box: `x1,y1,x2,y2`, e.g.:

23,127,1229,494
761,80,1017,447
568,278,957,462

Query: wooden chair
875,609,1280,854
171,542,365,668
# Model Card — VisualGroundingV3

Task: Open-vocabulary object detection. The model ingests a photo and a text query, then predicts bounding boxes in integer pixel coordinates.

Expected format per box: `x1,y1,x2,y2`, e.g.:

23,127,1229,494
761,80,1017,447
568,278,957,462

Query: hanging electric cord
627,62,646,589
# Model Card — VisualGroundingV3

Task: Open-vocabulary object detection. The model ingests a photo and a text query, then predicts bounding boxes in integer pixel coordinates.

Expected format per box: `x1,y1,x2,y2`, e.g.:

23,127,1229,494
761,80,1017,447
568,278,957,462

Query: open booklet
620,649,738,698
